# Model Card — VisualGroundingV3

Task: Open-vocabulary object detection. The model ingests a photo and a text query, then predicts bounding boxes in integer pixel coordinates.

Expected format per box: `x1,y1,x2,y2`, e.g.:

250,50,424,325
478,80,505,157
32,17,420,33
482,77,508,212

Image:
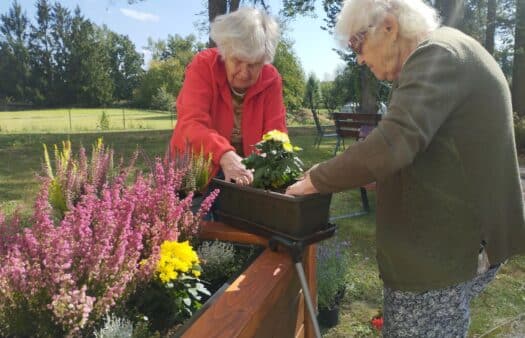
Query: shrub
198,240,236,285
317,239,351,310
42,138,132,218
0,144,219,336
151,86,174,112
169,142,213,195
98,111,110,130
93,314,134,338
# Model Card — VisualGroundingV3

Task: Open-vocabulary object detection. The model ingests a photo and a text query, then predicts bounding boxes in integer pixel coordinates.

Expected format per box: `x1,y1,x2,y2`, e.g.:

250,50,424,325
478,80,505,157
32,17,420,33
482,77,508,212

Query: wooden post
303,244,317,338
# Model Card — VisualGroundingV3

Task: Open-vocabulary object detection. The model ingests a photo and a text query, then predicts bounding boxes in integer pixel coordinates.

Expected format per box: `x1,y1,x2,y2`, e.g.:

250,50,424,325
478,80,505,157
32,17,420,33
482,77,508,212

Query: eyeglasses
348,30,368,55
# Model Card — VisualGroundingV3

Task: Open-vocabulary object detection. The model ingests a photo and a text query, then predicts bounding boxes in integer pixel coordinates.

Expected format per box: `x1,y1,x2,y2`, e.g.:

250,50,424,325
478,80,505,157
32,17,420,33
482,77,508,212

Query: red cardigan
170,48,287,176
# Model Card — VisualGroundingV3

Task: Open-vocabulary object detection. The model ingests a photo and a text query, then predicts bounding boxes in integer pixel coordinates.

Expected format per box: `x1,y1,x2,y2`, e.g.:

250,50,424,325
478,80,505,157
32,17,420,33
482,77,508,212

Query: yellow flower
262,130,290,144
283,142,293,152
156,240,201,284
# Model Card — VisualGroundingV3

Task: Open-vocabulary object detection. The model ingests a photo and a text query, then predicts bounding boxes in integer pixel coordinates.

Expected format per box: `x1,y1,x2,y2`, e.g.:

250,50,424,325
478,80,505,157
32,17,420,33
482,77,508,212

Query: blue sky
0,0,346,80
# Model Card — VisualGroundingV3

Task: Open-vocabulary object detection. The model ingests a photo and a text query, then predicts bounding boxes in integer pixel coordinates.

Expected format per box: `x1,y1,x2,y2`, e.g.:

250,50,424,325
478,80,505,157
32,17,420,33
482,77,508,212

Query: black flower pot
211,178,332,240
317,306,340,328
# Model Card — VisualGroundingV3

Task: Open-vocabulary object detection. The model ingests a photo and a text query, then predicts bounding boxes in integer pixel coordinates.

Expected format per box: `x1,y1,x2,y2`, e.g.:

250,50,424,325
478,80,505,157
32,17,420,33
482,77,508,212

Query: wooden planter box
177,221,318,338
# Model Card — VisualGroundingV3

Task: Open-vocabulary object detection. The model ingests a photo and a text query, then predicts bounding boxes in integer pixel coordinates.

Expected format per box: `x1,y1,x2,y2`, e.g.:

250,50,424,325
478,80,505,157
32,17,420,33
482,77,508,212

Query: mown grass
0,108,175,133
1,124,524,337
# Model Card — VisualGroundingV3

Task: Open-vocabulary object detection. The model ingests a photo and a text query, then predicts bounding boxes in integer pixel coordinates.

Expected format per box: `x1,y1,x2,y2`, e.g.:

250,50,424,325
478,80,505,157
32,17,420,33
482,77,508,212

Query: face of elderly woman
354,14,406,81
224,55,265,91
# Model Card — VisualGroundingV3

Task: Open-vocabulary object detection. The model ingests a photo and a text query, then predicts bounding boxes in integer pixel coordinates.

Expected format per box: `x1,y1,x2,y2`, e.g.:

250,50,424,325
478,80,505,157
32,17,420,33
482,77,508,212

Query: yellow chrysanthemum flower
262,130,290,144
156,240,201,284
283,142,293,152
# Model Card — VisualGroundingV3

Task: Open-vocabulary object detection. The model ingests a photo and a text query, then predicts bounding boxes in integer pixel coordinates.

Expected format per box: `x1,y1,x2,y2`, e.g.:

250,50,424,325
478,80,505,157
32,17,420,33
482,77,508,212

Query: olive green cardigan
310,27,525,291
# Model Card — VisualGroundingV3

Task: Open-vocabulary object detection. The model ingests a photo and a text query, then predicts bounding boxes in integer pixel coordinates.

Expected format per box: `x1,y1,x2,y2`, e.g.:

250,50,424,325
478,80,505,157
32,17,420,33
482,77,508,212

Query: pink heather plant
0,156,218,337
43,138,137,218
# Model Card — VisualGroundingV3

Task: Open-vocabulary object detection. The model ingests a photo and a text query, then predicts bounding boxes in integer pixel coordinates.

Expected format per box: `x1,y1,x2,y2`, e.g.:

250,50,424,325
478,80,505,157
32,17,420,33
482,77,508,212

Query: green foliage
198,240,236,286
317,239,351,310
42,138,133,218
146,33,204,66
171,143,213,194
127,241,209,333
304,72,321,111
272,39,306,115
242,130,304,190
98,111,111,130
134,58,184,109
150,86,174,112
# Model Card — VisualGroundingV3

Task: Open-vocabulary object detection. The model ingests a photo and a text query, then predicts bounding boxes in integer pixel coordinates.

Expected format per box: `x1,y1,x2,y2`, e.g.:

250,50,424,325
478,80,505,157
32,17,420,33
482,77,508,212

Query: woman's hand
220,150,253,185
285,172,319,196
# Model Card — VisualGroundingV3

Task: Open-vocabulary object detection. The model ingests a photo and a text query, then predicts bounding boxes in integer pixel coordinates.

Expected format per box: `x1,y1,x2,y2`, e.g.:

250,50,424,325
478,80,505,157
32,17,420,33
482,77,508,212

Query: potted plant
212,130,332,239
316,238,350,328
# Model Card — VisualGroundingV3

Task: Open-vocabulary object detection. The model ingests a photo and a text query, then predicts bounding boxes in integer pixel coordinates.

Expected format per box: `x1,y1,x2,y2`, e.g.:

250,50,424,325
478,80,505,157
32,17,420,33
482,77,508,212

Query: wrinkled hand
285,172,319,196
220,150,253,186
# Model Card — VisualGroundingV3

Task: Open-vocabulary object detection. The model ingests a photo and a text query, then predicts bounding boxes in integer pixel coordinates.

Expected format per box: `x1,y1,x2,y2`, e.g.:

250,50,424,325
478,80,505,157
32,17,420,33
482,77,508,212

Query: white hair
210,7,280,64
335,0,440,48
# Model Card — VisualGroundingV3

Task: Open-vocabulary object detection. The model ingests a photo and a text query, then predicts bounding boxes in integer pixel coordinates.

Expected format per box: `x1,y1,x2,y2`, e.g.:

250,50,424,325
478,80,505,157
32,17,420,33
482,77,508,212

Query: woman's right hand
220,150,254,185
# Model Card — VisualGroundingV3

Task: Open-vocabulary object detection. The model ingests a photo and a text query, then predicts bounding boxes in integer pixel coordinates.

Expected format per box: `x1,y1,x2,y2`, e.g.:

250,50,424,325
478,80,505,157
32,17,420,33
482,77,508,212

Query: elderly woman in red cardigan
170,7,286,186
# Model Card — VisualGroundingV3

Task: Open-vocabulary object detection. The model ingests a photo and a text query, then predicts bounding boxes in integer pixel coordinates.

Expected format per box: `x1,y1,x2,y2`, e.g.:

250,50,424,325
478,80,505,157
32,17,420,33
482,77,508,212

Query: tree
319,81,338,112
272,39,305,115
49,2,72,106
67,7,113,106
513,0,525,115
485,0,496,54
434,0,465,29
304,72,321,113
0,0,30,102
134,58,185,109
104,28,144,101
147,34,205,67
29,0,53,105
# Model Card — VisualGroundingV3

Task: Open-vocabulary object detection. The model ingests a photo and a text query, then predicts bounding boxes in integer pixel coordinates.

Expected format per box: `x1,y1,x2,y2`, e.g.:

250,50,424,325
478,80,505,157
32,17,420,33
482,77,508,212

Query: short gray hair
335,0,440,48
210,7,280,63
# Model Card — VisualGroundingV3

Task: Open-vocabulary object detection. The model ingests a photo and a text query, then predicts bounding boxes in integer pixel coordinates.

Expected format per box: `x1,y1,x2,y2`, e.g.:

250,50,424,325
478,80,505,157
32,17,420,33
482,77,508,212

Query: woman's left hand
285,173,319,196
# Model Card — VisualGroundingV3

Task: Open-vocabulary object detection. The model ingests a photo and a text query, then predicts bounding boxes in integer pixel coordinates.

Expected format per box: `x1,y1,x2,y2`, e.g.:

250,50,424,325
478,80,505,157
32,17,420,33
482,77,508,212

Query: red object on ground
371,316,384,330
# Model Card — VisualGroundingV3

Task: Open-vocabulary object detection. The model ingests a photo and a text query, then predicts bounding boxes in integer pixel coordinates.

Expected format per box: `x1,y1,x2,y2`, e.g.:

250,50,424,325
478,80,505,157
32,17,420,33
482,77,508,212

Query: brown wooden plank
333,112,382,123
303,244,317,338
336,129,360,138
295,290,305,338
199,221,268,246
181,248,296,338
337,121,363,129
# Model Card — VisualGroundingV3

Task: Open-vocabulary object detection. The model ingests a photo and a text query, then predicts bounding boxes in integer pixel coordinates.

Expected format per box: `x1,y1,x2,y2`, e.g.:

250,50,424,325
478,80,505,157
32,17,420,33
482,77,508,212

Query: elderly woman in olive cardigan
286,0,525,336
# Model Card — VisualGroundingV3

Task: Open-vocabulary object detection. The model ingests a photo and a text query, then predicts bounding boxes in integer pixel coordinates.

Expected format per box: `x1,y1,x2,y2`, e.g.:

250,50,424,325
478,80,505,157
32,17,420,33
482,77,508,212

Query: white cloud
120,8,159,22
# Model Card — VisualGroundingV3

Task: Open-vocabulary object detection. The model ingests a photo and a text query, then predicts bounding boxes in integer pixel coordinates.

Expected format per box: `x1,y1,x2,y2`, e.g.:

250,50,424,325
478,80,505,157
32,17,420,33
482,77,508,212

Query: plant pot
211,178,333,240
317,306,340,328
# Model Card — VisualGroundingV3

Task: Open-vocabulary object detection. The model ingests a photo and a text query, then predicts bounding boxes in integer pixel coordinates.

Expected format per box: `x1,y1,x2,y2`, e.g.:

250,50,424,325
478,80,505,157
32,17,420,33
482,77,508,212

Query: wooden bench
330,112,382,219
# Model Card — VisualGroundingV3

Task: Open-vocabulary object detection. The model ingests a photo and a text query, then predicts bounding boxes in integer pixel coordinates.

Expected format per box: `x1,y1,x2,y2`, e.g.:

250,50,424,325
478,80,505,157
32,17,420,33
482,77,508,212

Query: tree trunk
208,0,227,46
435,0,465,29
485,0,496,54
513,0,525,116
359,68,378,114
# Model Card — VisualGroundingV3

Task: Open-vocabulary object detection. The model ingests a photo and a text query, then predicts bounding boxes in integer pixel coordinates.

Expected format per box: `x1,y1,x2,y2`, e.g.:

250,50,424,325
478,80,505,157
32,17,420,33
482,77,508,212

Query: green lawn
0,108,175,133
1,125,524,337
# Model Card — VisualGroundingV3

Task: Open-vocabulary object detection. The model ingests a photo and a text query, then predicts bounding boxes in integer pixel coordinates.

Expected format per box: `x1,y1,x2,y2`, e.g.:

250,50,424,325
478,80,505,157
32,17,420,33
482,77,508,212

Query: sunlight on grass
0,108,175,133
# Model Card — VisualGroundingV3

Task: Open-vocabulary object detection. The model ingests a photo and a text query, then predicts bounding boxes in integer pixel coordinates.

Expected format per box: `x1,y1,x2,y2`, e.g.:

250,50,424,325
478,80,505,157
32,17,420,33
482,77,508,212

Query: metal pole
294,261,322,338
